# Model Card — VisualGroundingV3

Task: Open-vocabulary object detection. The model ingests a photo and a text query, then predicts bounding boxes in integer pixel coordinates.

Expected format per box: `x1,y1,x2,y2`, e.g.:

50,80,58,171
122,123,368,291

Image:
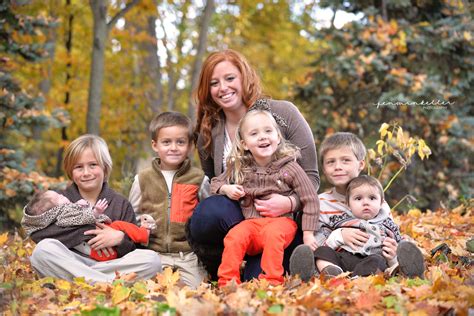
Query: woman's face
71,148,104,195
209,61,244,112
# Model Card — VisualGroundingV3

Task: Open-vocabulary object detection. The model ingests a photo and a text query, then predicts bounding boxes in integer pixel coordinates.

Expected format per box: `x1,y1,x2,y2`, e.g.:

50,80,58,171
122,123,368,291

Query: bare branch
107,0,140,32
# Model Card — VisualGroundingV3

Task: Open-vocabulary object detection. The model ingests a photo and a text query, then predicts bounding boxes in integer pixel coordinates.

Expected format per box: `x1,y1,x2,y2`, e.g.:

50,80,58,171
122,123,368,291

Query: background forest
1,0,473,230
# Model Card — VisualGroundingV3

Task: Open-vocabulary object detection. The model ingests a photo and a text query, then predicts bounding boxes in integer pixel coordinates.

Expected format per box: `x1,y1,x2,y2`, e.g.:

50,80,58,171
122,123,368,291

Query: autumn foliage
295,0,473,211
1,1,473,313
1,205,472,315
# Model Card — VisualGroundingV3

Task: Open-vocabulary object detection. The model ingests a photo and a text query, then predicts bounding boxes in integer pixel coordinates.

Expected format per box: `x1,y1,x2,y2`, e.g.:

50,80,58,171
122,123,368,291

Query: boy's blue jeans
188,195,302,281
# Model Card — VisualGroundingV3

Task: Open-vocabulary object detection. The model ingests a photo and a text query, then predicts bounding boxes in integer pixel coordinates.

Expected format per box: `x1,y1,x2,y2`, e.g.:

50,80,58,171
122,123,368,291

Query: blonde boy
129,112,210,288
290,132,424,281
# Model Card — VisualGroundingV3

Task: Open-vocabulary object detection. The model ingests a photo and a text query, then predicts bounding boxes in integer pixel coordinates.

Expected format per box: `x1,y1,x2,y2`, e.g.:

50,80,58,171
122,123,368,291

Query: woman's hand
341,228,369,250
254,194,293,217
84,222,125,250
382,237,397,261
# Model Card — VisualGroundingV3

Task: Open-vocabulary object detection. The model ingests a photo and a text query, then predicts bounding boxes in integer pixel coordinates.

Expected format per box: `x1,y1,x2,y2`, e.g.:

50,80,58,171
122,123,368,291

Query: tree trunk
33,0,59,142
381,0,388,21
86,0,139,135
144,10,163,114
87,0,108,135
55,0,74,176
166,1,190,111
188,0,214,121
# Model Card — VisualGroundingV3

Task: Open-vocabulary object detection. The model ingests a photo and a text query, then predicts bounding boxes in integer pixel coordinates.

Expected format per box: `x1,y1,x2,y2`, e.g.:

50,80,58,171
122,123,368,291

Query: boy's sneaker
289,245,315,282
320,265,343,278
397,240,425,279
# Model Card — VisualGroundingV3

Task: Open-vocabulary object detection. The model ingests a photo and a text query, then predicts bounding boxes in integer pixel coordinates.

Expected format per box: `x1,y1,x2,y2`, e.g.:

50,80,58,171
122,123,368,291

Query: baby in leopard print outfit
22,190,156,261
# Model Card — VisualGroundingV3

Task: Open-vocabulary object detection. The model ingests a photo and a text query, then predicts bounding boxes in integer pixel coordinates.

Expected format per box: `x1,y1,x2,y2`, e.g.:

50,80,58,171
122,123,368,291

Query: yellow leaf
17,248,25,257
396,127,404,147
407,208,422,218
132,282,148,296
389,20,398,34
368,149,376,160
55,279,71,291
376,140,385,155
418,148,425,160
0,232,8,246
379,123,389,137
112,284,131,305
464,31,472,41
432,277,448,293
156,267,180,288
417,139,432,160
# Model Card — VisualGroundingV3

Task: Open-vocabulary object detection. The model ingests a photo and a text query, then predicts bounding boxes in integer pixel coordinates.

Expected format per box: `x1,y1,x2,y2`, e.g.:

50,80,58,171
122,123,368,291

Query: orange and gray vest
138,158,204,253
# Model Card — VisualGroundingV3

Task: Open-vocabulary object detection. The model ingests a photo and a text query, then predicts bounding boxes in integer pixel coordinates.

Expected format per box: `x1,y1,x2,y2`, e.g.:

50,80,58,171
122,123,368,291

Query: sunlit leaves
296,0,473,210
0,232,8,245
0,209,472,314
368,123,432,195
1,4,67,225
111,283,131,305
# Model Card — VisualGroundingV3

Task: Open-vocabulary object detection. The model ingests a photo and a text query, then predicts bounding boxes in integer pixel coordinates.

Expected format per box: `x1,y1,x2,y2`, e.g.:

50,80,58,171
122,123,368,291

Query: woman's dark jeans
187,195,302,281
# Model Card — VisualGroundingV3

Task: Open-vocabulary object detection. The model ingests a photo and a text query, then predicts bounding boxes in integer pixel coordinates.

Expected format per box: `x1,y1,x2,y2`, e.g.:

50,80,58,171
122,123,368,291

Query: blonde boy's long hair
225,110,299,184
63,134,112,180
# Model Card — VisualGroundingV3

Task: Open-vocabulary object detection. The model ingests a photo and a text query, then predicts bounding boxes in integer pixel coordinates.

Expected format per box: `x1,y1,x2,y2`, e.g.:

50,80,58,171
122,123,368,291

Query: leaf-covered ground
1,205,473,315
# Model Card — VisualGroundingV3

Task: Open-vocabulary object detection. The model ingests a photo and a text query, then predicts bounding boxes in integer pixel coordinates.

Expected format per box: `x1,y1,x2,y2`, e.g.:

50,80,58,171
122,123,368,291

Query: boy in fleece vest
129,112,210,289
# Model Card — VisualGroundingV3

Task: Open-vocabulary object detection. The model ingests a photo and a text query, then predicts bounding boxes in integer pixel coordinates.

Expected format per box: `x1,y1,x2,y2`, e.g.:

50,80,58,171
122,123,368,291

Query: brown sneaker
397,241,425,279
289,245,315,282
320,265,343,278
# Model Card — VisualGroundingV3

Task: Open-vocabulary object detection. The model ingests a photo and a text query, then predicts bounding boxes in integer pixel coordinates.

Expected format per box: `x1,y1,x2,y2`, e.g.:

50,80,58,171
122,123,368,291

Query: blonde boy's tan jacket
138,158,204,253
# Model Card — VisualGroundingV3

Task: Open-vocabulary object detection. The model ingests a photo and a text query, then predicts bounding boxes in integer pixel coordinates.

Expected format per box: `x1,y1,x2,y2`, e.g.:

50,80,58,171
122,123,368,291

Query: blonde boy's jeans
30,238,162,282
159,251,207,289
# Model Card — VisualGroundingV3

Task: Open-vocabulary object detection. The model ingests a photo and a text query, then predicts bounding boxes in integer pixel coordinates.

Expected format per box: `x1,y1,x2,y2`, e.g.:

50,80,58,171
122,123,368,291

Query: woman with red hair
187,49,320,280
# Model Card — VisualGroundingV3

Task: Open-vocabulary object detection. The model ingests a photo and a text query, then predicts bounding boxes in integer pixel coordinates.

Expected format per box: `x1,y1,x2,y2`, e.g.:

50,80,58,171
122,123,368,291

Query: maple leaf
111,284,131,305
354,289,381,310
155,267,180,288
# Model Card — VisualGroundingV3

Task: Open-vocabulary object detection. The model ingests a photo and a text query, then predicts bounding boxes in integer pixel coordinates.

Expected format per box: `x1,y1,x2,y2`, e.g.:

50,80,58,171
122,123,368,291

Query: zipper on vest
167,191,171,252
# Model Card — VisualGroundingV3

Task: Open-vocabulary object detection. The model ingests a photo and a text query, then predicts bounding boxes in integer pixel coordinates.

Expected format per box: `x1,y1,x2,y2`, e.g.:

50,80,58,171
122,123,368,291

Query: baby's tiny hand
76,199,89,206
139,214,156,230
94,199,108,214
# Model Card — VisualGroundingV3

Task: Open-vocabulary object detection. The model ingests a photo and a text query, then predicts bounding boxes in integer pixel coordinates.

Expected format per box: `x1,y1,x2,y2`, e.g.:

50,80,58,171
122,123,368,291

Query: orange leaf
0,232,8,246
355,289,381,310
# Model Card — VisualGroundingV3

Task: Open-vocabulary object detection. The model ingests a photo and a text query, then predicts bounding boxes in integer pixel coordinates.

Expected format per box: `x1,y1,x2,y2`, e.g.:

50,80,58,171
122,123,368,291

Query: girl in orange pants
210,110,320,287
218,217,297,286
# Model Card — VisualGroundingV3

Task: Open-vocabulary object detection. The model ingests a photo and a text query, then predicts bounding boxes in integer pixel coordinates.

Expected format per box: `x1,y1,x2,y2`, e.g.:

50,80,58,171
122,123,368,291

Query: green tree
0,1,67,229
295,0,473,210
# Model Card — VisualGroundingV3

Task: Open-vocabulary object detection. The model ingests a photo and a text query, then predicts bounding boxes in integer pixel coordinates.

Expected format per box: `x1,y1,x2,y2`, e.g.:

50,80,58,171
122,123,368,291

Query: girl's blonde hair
63,134,113,180
225,110,298,184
